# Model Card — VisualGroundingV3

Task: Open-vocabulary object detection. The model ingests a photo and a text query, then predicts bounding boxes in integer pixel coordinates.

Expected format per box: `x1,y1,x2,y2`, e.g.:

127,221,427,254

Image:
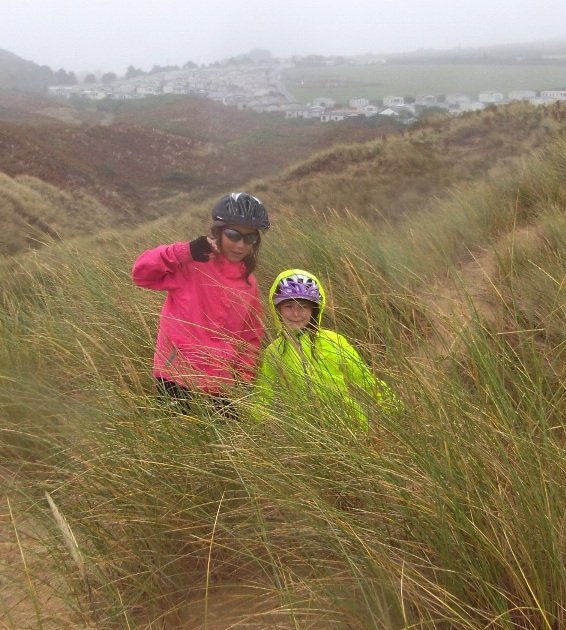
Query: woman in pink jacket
132,192,270,414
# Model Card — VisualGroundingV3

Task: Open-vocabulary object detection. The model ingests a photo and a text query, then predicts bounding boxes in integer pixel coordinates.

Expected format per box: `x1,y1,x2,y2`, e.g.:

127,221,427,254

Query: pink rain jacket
132,242,263,393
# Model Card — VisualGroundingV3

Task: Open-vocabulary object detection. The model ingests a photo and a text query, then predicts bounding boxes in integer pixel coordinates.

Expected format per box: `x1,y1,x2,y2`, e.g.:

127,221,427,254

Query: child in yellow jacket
255,269,399,431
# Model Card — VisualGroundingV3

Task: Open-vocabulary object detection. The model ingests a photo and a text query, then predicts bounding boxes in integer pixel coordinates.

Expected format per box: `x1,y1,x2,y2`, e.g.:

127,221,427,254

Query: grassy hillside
3,96,566,258
0,91,109,125
0,172,120,254
224,101,566,224
1,102,566,628
0,94,401,252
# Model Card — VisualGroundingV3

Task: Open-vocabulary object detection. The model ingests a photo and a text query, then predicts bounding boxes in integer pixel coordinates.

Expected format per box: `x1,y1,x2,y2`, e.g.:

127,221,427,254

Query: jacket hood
268,268,326,331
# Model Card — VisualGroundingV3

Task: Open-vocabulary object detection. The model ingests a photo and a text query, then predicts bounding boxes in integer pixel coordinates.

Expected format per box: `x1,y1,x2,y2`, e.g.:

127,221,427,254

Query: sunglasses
222,228,260,245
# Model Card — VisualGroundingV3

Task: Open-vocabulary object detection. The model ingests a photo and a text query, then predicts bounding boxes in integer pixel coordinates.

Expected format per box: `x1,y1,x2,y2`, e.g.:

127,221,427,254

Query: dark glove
189,236,213,262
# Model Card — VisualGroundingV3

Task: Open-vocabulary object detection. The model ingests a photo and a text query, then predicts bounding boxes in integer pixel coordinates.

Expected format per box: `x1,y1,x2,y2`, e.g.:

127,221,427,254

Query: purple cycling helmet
273,273,322,306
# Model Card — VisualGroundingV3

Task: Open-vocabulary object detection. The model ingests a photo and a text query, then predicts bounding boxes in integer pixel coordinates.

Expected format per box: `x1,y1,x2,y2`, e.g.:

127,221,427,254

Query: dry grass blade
45,493,92,606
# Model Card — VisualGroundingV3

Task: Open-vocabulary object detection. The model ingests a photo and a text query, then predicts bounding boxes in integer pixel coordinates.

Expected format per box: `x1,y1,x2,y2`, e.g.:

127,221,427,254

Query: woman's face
277,299,314,331
218,225,259,263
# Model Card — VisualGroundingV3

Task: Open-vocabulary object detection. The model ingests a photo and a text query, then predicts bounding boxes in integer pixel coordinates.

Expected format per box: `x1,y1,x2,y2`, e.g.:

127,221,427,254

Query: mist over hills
2,38,566,93
385,38,566,63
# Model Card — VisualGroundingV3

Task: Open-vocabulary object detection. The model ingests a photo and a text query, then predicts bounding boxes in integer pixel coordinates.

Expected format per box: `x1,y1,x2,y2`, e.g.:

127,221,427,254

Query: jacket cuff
172,241,191,264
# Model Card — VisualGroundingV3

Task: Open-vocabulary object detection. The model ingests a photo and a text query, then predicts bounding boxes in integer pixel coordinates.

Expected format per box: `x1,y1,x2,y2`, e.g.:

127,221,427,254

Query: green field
283,63,566,105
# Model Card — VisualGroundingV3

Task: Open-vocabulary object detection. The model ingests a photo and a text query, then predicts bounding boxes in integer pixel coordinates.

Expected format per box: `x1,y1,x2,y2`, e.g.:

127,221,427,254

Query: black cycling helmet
211,192,270,232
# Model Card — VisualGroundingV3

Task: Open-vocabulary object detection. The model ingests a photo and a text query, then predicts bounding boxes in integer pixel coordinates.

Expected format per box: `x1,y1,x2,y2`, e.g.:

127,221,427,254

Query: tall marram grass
0,171,120,256
2,142,566,628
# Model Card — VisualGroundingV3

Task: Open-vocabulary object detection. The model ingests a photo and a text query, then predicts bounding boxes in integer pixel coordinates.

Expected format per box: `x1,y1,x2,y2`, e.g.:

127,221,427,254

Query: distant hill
0,91,109,125
2,95,566,256
0,49,57,92
0,93,402,247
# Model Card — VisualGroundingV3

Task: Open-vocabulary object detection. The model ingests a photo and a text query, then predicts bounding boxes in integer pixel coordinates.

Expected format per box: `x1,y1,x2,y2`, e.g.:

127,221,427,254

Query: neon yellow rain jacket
255,269,399,430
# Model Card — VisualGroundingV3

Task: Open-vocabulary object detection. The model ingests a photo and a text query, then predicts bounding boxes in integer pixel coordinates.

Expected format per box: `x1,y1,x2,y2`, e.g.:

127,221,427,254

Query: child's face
277,299,314,331
218,225,258,263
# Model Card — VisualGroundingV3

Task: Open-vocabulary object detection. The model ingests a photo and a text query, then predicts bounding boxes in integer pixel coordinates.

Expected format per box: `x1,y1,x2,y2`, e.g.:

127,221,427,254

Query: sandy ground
1,471,340,629
1,470,80,628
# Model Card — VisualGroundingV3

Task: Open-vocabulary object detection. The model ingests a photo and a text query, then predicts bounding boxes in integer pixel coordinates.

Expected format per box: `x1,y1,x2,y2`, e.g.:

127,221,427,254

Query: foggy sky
2,0,566,75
